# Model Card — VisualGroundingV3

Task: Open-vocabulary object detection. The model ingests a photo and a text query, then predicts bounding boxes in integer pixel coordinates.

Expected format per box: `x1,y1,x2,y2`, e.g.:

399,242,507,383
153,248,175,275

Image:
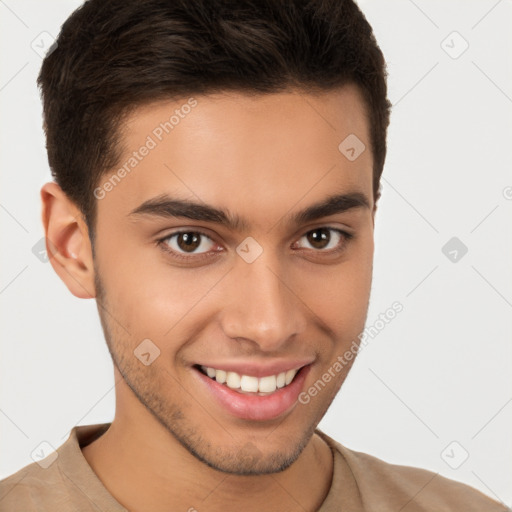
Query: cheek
296,238,373,325
103,247,228,343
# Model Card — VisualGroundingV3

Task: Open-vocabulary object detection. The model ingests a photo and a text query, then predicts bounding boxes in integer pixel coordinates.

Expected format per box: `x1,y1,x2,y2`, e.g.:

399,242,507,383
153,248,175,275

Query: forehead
97,85,373,229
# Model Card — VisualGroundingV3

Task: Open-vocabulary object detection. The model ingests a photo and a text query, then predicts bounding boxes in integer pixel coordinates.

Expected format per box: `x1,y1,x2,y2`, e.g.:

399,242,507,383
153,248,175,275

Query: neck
81,381,333,512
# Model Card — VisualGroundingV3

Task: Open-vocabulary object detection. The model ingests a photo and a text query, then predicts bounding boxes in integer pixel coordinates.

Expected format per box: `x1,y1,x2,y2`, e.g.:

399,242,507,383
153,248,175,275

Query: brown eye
161,231,217,256
295,227,352,252
306,228,331,249
176,232,201,252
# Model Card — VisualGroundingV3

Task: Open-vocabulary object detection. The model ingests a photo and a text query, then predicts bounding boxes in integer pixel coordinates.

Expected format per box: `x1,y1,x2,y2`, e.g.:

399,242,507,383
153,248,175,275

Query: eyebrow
128,191,370,231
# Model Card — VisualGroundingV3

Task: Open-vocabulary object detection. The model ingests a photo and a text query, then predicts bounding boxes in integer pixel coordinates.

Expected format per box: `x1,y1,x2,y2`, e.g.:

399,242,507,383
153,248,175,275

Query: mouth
194,364,301,395
192,363,312,421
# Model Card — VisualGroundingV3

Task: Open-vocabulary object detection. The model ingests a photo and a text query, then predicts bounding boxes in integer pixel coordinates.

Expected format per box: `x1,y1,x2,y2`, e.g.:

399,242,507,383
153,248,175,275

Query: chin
184,435,310,476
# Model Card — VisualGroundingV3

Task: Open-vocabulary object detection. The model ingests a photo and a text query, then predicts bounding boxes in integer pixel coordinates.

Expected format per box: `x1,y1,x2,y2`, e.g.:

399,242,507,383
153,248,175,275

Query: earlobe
40,181,96,299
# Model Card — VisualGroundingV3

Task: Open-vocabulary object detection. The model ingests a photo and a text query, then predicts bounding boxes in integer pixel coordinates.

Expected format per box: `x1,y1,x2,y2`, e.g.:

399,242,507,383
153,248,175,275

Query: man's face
92,85,375,474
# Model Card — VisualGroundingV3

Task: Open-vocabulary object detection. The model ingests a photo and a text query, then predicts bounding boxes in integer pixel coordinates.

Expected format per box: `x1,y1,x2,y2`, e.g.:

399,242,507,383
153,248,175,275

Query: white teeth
276,372,286,388
215,369,227,384
200,365,299,393
259,375,277,393
240,375,259,392
226,371,241,389
285,369,296,385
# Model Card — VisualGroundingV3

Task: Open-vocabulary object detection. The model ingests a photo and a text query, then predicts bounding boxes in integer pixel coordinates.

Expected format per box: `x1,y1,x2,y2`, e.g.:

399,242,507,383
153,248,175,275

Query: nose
219,249,308,352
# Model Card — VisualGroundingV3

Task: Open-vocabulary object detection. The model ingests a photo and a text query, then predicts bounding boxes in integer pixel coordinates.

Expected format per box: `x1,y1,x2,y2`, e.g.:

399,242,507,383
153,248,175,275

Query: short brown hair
37,0,391,246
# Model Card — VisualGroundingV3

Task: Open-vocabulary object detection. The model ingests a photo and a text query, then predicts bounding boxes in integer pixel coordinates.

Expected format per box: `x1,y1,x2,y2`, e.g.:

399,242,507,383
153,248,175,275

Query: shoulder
0,423,114,512
318,430,508,512
0,457,64,511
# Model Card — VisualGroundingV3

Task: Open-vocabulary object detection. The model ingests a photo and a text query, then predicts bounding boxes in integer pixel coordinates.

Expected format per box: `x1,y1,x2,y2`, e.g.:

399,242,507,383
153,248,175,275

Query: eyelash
156,227,354,262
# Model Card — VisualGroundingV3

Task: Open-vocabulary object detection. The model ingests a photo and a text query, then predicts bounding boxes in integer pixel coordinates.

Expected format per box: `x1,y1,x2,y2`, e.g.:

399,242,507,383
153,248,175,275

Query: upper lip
194,358,314,378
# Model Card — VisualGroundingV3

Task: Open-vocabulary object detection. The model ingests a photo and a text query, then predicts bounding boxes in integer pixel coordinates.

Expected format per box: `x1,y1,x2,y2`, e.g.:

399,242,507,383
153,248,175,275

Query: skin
41,84,376,512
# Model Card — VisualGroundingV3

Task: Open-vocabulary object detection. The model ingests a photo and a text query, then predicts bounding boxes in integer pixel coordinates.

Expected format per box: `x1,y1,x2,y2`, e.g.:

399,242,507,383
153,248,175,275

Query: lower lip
192,365,311,421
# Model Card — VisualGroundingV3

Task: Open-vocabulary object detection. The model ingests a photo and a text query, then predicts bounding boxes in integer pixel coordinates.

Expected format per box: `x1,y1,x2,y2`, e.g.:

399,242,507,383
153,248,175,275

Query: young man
0,0,506,511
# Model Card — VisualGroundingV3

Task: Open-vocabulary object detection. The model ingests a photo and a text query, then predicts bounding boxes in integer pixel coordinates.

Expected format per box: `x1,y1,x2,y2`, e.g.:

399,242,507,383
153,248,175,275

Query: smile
192,363,312,421
198,365,299,395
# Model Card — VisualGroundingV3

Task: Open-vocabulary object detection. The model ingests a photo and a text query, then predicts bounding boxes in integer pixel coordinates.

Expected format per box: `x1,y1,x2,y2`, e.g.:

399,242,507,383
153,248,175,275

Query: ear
40,181,96,299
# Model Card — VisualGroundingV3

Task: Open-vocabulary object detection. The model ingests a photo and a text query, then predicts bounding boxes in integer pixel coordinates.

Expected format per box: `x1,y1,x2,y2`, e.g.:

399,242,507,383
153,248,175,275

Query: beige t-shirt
0,422,506,511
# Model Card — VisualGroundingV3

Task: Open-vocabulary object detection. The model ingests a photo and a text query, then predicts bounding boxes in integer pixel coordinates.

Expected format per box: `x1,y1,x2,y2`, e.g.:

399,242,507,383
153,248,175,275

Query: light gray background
1,0,511,506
